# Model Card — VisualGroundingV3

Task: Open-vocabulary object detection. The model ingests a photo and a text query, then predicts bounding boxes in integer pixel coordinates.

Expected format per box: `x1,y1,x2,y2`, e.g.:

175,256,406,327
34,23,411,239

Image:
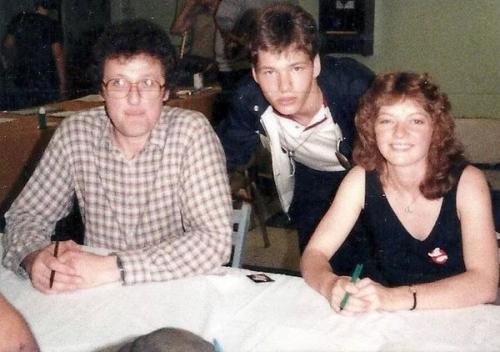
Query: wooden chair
455,117,500,234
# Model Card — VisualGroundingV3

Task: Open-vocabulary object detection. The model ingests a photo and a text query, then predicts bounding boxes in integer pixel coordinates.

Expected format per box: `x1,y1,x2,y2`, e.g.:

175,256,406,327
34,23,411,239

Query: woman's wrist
318,273,339,299
383,286,417,311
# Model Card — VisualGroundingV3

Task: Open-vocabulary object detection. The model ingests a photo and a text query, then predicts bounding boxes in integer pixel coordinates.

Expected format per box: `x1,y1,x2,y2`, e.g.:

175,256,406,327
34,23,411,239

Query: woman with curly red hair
301,72,498,314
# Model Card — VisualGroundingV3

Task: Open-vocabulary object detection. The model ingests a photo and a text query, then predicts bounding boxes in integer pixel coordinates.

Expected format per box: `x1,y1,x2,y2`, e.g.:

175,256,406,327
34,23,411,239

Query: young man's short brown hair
249,3,320,65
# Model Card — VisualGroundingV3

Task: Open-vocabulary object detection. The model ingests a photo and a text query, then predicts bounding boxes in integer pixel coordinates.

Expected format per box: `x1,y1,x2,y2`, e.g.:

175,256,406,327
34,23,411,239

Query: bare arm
171,0,199,34
51,42,66,99
406,166,498,309
0,294,39,351
300,166,366,310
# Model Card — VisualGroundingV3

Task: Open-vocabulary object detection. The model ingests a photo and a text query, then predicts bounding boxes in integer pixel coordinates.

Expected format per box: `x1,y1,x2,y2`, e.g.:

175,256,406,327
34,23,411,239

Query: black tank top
363,170,466,287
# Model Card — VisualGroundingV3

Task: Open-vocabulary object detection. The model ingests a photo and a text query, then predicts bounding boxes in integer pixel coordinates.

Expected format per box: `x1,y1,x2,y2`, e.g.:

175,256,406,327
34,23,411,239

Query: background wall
110,0,500,118
1,0,498,118
109,0,178,27
300,0,500,119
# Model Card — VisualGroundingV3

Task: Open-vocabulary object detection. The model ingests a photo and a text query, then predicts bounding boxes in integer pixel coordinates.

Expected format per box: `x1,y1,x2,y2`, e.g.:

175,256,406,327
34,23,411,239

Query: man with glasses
217,4,374,274
2,19,232,293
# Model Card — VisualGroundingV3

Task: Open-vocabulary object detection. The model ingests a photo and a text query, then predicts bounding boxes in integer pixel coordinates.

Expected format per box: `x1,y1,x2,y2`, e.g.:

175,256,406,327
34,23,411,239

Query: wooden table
167,87,221,122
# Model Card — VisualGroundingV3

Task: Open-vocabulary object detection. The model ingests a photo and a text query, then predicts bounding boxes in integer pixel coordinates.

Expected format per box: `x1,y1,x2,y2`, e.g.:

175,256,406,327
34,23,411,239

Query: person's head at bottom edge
118,327,215,352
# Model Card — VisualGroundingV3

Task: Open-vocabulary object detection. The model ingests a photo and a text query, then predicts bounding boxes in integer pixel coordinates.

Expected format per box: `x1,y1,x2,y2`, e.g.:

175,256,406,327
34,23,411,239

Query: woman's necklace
403,197,419,214
385,174,420,214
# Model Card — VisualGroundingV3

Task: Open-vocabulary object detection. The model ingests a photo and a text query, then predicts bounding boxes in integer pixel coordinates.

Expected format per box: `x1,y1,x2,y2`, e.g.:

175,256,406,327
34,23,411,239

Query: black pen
49,241,59,289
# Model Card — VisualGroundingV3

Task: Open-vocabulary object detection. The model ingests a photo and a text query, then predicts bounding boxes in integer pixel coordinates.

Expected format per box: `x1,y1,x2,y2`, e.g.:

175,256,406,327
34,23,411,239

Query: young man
217,3,374,274
2,19,232,293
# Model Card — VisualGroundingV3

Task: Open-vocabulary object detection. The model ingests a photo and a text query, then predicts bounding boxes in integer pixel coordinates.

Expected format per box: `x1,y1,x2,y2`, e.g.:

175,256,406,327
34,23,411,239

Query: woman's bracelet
408,285,417,310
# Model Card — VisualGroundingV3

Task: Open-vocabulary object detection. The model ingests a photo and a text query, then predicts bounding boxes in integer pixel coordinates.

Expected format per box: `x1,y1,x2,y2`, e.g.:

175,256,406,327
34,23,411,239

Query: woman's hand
327,276,370,316
347,278,414,312
328,277,410,314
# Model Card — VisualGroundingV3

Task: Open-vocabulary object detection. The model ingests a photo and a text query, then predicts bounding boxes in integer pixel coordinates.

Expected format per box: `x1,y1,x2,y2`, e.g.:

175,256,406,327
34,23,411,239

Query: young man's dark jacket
217,55,375,274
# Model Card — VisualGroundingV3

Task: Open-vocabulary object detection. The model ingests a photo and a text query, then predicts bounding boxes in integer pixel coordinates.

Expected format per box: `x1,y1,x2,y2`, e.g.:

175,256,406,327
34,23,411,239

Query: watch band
115,255,125,284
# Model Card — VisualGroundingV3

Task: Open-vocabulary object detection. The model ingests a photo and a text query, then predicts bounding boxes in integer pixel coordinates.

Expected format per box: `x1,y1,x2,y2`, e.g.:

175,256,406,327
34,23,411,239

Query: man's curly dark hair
91,19,176,90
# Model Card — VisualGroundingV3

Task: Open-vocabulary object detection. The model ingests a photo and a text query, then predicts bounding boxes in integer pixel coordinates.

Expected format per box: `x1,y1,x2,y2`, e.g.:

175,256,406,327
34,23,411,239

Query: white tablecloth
1,244,500,351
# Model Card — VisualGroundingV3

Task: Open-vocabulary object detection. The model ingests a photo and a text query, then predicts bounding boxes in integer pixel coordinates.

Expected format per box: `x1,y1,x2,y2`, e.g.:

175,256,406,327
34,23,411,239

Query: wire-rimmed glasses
102,78,166,99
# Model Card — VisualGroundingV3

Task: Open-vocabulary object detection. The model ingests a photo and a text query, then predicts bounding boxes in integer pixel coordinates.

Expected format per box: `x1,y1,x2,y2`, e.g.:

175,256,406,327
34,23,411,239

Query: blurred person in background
2,0,66,109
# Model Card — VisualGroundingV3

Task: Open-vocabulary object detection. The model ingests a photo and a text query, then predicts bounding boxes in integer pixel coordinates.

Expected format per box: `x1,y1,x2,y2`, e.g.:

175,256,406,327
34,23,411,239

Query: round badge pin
427,247,448,265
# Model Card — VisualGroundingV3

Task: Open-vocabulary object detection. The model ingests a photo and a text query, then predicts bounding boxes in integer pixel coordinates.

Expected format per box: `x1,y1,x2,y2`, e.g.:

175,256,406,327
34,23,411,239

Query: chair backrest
455,117,500,190
454,118,500,165
231,201,252,268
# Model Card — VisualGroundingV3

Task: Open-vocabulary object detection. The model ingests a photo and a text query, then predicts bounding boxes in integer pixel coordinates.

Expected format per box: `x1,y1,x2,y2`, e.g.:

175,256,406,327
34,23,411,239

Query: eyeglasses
102,78,166,99
336,138,352,170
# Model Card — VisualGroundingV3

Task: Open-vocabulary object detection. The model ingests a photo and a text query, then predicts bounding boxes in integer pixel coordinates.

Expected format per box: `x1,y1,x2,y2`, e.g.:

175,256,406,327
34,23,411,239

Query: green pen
339,263,364,311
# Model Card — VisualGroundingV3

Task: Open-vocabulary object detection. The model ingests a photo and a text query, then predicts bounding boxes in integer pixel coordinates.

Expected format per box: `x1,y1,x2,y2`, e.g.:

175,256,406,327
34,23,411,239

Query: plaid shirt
2,106,232,284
